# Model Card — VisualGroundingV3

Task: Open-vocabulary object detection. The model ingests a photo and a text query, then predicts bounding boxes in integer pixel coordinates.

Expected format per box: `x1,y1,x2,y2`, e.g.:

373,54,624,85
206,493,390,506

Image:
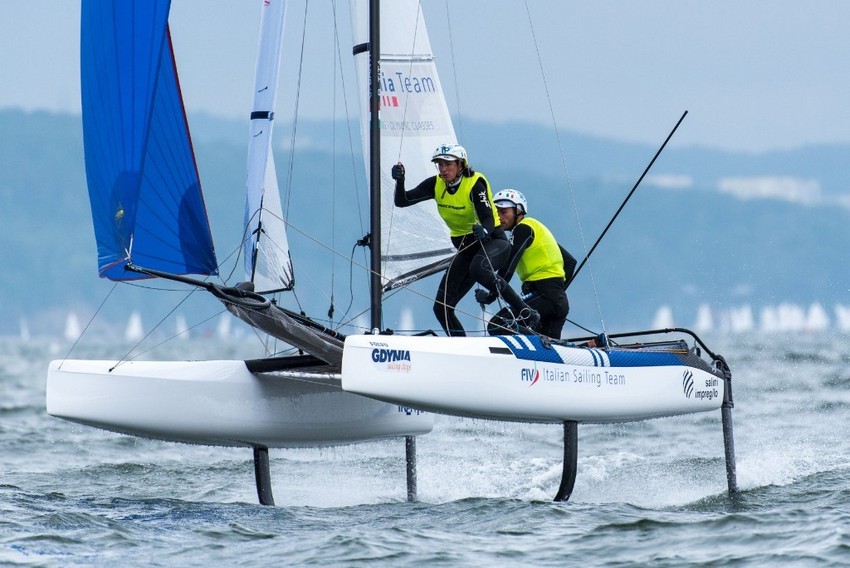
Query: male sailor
392,144,539,336
477,189,576,338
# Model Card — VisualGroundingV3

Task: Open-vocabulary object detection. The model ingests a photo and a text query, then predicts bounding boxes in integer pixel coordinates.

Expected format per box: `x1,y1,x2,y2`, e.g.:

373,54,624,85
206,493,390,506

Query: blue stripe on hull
606,350,683,367
497,337,685,368
497,336,564,364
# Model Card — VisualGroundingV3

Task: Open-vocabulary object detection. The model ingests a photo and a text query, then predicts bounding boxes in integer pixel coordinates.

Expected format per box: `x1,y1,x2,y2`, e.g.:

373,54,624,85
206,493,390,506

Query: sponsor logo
380,69,436,95
521,367,540,386
371,348,411,373
682,370,694,398
683,370,720,401
398,405,426,416
371,349,410,363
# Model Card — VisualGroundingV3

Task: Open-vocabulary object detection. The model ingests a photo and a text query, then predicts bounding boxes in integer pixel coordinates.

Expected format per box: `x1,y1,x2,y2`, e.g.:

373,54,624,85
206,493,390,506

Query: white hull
341,335,724,424
47,359,433,448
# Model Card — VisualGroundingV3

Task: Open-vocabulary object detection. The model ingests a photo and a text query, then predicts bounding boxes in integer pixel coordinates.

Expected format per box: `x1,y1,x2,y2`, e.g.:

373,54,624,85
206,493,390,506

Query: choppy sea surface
2,333,850,566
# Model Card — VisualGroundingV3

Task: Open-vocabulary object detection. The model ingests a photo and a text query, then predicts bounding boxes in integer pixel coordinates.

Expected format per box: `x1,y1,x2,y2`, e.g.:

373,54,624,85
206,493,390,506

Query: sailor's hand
391,163,405,182
474,288,497,305
472,224,488,241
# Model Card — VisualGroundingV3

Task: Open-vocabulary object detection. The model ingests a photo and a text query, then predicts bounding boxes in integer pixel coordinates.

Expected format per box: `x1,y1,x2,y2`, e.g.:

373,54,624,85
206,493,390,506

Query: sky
2,0,849,153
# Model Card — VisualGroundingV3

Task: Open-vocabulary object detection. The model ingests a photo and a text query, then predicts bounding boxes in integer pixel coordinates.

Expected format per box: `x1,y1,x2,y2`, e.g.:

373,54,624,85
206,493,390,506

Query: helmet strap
512,210,525,230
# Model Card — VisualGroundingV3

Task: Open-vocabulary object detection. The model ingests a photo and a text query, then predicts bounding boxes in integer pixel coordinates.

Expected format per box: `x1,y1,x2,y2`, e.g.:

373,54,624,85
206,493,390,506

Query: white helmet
493,188,528,215
431,144,468,166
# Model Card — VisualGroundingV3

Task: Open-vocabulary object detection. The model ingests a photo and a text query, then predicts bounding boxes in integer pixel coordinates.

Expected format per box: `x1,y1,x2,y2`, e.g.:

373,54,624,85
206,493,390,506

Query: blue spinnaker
80,0,217,280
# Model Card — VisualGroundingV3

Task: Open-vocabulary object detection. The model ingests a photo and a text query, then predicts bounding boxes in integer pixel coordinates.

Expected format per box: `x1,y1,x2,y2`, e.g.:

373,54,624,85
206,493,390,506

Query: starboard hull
47,359,433,448
341,334,725,423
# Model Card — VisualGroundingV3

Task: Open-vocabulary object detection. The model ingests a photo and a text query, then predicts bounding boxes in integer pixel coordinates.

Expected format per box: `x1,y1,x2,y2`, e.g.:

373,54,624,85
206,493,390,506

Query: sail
350,0,456,290
80,0,217,281
242,0,294,293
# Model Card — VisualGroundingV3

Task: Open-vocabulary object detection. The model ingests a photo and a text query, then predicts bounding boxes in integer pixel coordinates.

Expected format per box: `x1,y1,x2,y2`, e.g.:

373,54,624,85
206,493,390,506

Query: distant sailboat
777,303,806,332
693,303,713,333
175,314,189,340
759,305,779,333
729,305,754,334
761,303,807,332
652,305,675,328
125,311,144,342
215,313,231,340
835,304,850,332
397,307,415,334
64,312,81,342
805,302,830,332
19,317,31,342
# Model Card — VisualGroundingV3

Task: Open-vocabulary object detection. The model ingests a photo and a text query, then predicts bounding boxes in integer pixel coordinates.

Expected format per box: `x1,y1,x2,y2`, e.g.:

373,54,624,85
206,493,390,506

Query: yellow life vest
434,172,499,237
515,216,565,282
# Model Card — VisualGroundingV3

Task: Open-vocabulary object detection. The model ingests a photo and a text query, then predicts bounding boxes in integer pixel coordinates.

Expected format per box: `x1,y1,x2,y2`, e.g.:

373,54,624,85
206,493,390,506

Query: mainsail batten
81,0,217,281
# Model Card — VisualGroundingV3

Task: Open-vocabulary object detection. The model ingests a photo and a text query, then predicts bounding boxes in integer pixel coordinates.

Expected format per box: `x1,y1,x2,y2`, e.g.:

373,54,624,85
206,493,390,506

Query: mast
368,0,382,331
366,0,417,502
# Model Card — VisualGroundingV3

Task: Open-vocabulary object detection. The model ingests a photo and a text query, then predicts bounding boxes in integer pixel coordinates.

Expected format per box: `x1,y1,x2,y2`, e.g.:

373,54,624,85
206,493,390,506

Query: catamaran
47,0,737,505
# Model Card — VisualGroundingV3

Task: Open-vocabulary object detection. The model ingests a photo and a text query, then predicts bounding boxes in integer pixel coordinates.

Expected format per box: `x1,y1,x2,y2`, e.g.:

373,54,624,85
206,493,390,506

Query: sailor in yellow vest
476,189,577,338
393,144,539,336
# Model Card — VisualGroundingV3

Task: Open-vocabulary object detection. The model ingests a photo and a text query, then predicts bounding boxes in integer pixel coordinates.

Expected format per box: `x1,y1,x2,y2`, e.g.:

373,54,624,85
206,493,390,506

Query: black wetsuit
488,222,577,338
395,173,509,336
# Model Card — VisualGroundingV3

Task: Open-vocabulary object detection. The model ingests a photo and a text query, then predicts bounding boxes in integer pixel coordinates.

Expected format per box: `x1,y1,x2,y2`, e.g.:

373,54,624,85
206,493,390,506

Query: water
3,334,850,566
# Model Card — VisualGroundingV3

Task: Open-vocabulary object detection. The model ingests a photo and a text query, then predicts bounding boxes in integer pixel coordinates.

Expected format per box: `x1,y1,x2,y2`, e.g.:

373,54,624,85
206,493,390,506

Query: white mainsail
243,0,294,293
350,0,456,289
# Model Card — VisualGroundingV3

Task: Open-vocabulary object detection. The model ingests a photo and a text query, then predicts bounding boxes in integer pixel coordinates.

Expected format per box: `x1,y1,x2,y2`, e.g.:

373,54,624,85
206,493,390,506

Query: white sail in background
64,312,81,341
835,304,850,332
175,314,189,340
350,0,455,289
125,311,144,342
243,0,293,293
761,303,806,332
216,313,232,340
652,305,675,329
805,302,830,332
693,303,713,333
729,304,754,334
398,306,415,332
19,317,31,342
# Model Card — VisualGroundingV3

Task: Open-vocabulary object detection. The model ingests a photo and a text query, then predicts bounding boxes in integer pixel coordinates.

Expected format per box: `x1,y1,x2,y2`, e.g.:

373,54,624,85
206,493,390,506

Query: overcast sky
2,1,849,153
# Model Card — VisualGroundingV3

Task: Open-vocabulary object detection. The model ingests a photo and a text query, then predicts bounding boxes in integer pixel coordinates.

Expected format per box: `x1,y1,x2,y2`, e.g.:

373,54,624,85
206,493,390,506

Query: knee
433,301,452,317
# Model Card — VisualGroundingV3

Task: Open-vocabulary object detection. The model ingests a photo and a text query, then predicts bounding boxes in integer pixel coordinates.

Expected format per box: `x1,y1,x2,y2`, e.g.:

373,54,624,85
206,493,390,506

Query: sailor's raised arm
394,163,437,207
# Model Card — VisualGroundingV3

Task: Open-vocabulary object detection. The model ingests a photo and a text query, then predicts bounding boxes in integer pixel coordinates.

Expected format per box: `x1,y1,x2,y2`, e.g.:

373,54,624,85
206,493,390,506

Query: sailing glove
472,224,488,240
475,288,497,305
391,163,405,181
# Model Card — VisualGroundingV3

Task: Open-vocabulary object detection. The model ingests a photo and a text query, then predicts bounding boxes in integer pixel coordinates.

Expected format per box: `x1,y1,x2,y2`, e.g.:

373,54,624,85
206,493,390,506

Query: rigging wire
57,282,119,367
443,0,464,141
521,0,607,334
330,19,366,238
107,286,201,371
329,0,339,326
282,0,311,223
117,304,228,362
